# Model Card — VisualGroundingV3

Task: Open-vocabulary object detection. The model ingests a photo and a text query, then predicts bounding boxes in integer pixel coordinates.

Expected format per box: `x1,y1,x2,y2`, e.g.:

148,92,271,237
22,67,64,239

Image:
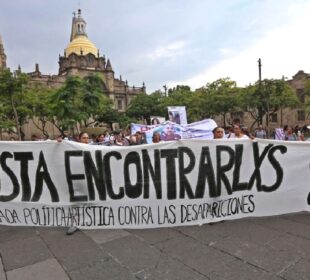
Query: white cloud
148,40,187,61
167,3,310,90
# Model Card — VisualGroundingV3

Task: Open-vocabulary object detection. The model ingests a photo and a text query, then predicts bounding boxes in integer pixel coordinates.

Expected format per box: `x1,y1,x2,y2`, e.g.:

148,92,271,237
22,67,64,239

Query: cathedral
0,9,145,139
19,9,145,112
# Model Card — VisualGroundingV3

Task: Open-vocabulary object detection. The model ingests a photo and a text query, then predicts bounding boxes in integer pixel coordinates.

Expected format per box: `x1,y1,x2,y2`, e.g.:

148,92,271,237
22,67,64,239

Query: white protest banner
0,139,309,229
132,119,217,143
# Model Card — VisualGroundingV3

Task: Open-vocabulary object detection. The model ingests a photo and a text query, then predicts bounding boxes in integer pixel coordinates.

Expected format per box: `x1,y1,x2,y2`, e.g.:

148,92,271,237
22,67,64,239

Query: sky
1,0,310,93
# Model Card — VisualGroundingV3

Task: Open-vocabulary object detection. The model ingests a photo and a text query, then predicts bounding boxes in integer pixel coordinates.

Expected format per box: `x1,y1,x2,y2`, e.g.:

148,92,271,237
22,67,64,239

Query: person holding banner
79,132,90,144
228,125,249,139
212,126,225,139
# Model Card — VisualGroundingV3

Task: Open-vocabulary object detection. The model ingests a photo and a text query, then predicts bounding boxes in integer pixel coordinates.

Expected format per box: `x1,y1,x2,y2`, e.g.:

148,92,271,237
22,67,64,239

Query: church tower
0,35,7,70
58,9,110,86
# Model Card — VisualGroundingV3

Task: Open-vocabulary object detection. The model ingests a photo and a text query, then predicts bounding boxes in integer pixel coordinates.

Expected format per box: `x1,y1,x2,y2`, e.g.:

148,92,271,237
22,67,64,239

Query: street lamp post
258,58,270,137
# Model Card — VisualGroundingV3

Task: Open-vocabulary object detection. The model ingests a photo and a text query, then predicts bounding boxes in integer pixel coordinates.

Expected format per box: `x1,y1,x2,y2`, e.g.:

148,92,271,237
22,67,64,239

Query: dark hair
79,132,88,139
151,118,160,125
152,132,161,142
212,126,222,133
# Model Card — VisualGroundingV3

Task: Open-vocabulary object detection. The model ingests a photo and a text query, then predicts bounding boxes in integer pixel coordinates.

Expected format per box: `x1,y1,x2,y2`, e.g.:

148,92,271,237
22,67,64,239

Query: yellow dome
65,35,98,56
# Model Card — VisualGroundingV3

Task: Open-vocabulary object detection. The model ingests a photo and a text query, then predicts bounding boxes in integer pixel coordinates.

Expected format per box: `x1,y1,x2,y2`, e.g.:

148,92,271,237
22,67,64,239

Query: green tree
0,69,32,140
48,74,113,135
197,78,240,125
240,79,299,130
48,76,83,135
126,91,165,124
79,74,113,127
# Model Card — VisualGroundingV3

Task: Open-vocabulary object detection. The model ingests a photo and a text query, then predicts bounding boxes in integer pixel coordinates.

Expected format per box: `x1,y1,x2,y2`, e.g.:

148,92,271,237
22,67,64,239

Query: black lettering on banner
32,151,59,202
158,205,176,224
178,147,195,199
118,205,153,225
216,145,234,196
103,151,124,199
161,149,178,199
195,146,216,198
65,151,87,202
14,152,33,201
0,209,21,224
232,144,248,192
248,142,273,191
124,151,143,198
261,145,287,192
180,194,256,223
142,149,162,199
84,151,106,201
0,152,20,202
248,194,255,212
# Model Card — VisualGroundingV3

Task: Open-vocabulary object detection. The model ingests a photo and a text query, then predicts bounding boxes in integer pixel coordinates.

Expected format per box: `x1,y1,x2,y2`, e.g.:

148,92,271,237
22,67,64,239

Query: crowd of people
25,123,310,146
214,123,309,141
21,118,310,144
51,122,309,147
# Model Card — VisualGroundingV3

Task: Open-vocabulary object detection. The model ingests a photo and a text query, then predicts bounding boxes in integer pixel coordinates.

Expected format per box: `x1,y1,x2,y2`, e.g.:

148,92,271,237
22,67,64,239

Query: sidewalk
0,212,309,280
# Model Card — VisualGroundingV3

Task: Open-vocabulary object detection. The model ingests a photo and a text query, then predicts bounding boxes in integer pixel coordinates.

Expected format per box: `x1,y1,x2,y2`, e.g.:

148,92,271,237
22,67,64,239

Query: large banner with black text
0,139,309,228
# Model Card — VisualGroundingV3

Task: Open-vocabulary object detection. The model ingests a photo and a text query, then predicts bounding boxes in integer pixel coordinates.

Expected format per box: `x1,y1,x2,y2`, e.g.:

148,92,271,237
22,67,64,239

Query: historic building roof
65,9,98,57
66,36,98,57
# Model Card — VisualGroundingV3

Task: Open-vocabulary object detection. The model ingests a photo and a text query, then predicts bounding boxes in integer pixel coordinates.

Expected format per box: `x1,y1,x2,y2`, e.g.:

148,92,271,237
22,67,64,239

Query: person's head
151,118,160,125
114,131,123,142
152,132,161,143
287,127,293,134
79,132,89,144
257,124,263,130
135,131,143,141
96,134,105,143
213,126,224,139
233,125,242,136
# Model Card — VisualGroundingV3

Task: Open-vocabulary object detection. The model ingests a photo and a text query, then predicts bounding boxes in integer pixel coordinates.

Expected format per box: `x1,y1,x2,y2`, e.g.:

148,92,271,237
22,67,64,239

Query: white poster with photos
167,106,187,125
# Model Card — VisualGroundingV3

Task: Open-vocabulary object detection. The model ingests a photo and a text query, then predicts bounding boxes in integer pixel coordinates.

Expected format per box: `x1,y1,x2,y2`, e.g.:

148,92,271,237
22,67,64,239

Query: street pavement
0,212,309,280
